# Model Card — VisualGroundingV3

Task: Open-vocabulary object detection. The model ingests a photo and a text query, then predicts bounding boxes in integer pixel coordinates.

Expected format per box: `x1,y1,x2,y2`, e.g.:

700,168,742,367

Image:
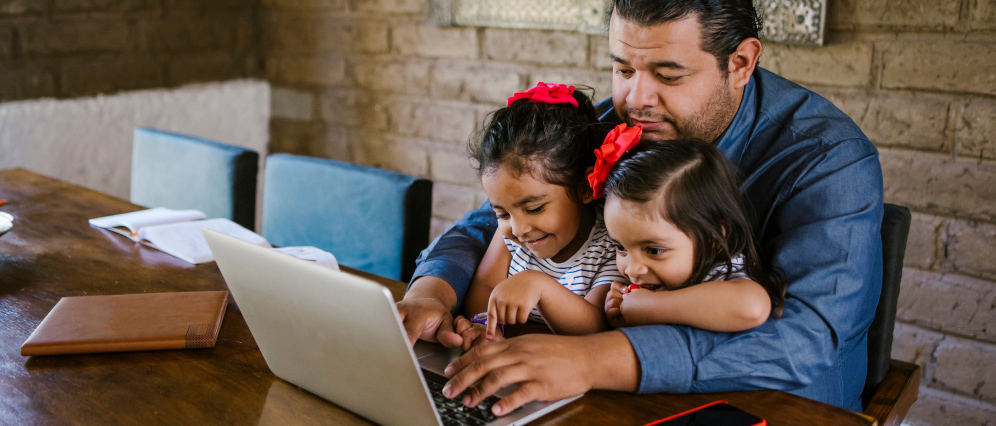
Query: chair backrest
130,128,258,230
261,154,432,282
862,203,912,408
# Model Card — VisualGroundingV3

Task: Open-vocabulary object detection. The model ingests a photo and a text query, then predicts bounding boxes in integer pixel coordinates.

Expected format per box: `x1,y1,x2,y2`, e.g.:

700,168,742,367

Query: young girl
595,137,785,331
456,82,627,344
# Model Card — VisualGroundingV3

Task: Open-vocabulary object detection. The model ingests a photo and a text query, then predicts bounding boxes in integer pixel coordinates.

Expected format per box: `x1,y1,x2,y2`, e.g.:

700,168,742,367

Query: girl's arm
536,280,611,335
620,278,771,332
465,228,512,316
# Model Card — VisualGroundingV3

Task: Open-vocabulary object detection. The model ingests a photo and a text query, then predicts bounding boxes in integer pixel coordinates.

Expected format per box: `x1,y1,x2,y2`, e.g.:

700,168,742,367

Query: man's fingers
490,382,544,417
436,312,463,348
402,315,424,347
461,363,532,408
443,340,515,397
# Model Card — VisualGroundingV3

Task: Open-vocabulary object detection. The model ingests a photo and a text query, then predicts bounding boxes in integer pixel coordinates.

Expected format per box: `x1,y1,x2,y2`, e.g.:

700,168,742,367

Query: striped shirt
504,210,626,323
703,253,749,282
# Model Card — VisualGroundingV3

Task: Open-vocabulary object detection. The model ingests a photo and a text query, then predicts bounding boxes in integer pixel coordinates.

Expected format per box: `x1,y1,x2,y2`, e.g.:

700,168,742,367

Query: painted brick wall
0,0,260,101
261,1,996,424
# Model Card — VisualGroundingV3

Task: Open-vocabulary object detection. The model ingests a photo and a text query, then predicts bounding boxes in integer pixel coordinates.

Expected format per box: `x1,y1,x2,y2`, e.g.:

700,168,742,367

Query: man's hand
486,271,548,339
398,276,462,348
441,332,638,417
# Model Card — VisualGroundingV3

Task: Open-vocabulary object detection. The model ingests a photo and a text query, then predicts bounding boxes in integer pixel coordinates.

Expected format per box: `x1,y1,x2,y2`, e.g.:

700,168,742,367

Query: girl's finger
486,300,499,340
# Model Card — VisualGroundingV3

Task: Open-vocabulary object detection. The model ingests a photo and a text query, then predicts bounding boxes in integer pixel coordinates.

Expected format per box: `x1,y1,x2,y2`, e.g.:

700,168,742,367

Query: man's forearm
584,331,640,392
409,202,498,308
405,276,459,313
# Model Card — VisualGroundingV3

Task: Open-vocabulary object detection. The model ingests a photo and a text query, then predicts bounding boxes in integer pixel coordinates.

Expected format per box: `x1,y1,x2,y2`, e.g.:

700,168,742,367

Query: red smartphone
642,401,766,426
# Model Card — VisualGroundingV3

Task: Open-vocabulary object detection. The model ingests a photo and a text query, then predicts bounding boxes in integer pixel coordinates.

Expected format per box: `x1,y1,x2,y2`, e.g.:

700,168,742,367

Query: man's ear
727,37,762,89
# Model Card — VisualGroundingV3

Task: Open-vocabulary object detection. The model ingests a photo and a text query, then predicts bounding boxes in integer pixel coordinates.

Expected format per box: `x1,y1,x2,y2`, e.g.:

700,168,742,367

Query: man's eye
525,204,546,214
658,75,682,83
615,69,634,78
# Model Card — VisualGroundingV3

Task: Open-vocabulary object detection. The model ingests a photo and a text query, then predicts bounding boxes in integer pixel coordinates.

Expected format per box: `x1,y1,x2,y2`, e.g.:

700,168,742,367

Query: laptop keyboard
424,373,502,426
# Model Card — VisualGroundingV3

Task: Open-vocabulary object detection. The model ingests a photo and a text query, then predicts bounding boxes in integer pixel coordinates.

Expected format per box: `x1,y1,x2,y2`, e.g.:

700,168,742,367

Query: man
399,0,883,416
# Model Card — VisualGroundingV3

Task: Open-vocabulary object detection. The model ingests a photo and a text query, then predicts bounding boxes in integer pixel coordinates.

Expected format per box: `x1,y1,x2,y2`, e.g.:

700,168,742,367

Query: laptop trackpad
414,340,463,375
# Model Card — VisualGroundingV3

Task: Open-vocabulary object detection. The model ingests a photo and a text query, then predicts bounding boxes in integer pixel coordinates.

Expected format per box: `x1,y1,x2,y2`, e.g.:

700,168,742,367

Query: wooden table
0,168,877,425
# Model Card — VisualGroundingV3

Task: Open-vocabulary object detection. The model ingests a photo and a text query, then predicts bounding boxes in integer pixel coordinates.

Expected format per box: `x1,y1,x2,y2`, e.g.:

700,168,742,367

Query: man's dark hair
470,86,605,199
604,140,785,317
608,0,762,76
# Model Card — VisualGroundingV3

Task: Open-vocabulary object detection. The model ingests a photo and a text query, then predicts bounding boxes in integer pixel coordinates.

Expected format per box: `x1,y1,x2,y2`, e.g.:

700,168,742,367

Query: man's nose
626,72,659,111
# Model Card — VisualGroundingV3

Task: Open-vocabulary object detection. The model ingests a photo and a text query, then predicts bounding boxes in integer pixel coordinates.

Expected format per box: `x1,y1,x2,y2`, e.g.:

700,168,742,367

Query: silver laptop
203,229,581,426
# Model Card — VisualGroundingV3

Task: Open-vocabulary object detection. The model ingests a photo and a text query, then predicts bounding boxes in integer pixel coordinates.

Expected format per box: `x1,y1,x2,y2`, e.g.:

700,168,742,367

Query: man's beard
625,78,737,144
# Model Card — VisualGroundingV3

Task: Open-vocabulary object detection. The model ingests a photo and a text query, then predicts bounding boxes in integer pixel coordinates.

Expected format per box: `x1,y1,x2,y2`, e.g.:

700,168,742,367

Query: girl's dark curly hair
470,86,607,198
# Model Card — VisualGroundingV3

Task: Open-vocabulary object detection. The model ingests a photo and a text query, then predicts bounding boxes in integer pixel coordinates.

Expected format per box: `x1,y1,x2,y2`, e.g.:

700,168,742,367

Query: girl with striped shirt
456,83,627,344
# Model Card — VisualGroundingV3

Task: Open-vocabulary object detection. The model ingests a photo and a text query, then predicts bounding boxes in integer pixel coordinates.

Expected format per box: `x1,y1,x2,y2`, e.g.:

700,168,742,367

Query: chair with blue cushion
262,153,432,282
130,128,259,230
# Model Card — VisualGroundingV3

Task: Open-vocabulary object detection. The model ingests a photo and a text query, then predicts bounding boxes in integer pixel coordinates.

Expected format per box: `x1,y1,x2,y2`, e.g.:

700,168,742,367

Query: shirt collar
714,73,757,166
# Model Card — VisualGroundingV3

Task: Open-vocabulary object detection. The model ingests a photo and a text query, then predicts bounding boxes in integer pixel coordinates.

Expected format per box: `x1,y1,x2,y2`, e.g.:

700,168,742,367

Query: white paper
273,246,340,271
89,207,207,239
138,218,271,264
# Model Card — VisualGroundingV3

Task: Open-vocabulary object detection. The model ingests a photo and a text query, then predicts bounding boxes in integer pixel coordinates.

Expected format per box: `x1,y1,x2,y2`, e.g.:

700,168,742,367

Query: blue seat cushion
262,154,431,281
130,128,258,229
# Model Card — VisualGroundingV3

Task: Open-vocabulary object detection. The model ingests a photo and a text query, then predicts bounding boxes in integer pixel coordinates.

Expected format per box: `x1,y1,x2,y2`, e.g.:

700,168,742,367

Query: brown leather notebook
21,290,229,356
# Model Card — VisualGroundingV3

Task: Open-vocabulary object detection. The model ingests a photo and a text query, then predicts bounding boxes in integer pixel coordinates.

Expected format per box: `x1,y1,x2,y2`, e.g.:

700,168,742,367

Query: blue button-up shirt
411,67,883,411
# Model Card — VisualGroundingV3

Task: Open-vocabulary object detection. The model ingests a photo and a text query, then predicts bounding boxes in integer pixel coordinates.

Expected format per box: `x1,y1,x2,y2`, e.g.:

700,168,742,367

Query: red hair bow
588,123,643,199
506,82,578,107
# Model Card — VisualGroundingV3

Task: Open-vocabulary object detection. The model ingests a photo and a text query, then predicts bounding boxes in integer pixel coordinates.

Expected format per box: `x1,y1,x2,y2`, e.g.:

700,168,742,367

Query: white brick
270,87,314,121
957,97,996,161
388,99,478,145
971,0,996,30
393,24,478,59
429,60,525,105
892,322,944,376
264,56,349,87
827,0,960,29
905,387,996,426
484,29,588,67
590,34,611,70
432,183,480,222
898,269,996,341
429,148,478,185
881,149,996,222
881,38,996,96
933,338,996,401
905,213,943,269
353,58,432,96
811,88,953,152
316,89,388,130
945,219,996,280
316,124,350,161
761,38,873,87
353,0,422,14
351,131,429,178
